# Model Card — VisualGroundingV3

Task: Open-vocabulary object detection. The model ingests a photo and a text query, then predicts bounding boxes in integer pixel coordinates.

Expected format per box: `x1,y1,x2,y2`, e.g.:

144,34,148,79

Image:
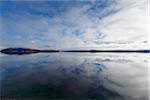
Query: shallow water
0,53,149,100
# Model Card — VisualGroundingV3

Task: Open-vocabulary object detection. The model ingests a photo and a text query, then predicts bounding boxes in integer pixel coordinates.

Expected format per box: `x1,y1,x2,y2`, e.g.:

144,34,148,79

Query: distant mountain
0,48,61,55
0,48,40,55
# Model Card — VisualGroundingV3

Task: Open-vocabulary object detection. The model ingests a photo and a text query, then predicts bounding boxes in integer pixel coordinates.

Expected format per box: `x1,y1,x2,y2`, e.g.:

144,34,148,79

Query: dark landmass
63,50,150,53
0,48,149,55
0,48,60,55
0,48,41,55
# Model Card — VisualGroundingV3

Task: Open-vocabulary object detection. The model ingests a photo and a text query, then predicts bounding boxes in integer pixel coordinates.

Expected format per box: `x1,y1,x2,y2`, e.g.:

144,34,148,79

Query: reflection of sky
0,53,148,99
0,0,148,49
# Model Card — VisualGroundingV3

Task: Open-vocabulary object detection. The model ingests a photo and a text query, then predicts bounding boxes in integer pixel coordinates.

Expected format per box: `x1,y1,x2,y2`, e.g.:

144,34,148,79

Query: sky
0,0,149,50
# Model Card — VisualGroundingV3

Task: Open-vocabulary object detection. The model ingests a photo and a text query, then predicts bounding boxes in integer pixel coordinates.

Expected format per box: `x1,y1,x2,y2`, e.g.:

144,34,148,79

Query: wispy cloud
0,0,148,50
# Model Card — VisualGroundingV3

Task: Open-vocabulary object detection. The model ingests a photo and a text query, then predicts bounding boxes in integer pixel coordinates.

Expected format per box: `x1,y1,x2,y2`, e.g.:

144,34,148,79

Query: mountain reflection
0,53,148,100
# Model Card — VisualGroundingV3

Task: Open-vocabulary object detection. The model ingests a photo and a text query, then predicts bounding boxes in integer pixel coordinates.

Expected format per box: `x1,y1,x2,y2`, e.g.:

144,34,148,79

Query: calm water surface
0,53,148,100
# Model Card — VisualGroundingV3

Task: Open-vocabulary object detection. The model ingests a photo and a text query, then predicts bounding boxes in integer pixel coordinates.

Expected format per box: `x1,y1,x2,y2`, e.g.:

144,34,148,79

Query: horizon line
0,48,150,54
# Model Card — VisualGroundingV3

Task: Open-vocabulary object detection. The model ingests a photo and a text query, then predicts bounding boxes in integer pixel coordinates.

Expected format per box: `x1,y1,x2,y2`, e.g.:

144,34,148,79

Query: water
0,53,148,100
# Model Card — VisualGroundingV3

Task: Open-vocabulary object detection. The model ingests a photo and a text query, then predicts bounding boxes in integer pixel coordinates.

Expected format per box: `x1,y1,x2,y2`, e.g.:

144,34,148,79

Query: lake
0,53,148,100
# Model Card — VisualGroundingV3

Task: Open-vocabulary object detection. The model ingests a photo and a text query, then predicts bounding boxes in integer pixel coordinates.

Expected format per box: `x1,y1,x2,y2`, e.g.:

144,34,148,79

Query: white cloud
0,0,148,50
98,0,148,49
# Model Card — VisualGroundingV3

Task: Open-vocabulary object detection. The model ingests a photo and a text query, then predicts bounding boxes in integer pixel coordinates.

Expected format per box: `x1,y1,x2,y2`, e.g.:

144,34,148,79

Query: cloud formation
0,0,148,50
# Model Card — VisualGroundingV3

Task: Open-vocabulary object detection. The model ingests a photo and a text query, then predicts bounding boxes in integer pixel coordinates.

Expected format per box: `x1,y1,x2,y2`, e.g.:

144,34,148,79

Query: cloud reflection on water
0,53,148,100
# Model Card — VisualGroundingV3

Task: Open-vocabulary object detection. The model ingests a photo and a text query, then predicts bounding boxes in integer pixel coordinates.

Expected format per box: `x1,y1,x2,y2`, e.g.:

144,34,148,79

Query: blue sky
0,0,148,50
